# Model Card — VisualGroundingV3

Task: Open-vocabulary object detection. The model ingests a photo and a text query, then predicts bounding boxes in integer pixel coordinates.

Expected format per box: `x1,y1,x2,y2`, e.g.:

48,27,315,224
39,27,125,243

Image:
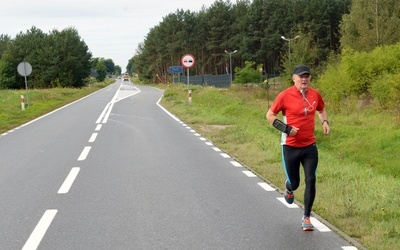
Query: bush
234,61,264,84
317,43,400,112
370,73,400,110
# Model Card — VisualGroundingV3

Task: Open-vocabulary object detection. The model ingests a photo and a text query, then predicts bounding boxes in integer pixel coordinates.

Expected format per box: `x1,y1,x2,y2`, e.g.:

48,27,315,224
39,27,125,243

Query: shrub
233,61,264,84
370,73,400,110
317,43,400,113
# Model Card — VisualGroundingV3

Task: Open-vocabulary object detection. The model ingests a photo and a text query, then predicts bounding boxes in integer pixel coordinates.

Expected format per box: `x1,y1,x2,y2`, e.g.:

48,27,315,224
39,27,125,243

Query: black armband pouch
272,119,292,135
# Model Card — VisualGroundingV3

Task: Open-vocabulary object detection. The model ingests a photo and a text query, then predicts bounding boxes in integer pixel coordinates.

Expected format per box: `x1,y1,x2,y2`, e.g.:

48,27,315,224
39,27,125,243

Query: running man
266,64,330,231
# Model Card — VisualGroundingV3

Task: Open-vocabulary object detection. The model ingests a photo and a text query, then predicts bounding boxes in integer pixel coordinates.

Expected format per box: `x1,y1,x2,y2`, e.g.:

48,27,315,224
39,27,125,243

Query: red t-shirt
270,86,325,147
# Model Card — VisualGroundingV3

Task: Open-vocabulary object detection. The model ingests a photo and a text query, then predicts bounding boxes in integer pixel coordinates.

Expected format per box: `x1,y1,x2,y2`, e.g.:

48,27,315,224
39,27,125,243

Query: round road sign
17,62,32,76
181,54,196,68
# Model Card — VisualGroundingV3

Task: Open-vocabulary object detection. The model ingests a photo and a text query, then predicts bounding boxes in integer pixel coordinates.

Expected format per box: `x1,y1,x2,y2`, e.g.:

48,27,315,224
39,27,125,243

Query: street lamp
281,35,300,70
225,49,237,85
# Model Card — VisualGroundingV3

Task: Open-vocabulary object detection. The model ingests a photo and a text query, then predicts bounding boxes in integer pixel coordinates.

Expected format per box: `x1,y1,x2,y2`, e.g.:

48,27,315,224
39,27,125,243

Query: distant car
123,74,129,81
117,76,121,79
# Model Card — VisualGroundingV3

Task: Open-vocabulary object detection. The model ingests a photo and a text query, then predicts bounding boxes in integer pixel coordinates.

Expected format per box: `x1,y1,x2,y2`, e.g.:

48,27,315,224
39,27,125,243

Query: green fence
173,74,231,88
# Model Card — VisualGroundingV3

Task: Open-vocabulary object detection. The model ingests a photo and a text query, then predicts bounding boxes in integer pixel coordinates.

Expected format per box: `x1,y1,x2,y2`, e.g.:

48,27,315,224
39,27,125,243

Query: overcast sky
0,0,217,70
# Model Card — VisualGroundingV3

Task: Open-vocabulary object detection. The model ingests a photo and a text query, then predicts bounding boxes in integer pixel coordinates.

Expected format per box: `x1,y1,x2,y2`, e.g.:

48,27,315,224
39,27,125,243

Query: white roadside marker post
21,95,25,110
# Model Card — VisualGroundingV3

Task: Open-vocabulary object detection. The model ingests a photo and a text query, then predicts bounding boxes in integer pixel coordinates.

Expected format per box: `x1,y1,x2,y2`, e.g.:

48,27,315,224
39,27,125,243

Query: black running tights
282,143,318,217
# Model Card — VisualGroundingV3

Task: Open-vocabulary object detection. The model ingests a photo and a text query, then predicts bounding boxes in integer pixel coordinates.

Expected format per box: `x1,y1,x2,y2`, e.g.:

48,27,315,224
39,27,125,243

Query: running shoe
302,216,314,231
284,180,294,204
284,190,294,204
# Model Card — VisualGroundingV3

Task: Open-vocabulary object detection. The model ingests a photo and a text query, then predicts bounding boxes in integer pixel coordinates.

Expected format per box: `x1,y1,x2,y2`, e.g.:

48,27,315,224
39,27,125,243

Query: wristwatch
322,120,329,125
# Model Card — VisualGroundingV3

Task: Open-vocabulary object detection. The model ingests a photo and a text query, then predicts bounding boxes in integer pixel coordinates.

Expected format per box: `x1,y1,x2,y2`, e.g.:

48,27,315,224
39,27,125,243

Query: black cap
293,65,310,75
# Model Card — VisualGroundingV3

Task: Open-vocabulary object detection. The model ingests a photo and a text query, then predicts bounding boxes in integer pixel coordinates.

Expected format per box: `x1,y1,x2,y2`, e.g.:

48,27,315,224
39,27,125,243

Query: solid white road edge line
22,209,58,250
58,167,80,194
156,97,180,122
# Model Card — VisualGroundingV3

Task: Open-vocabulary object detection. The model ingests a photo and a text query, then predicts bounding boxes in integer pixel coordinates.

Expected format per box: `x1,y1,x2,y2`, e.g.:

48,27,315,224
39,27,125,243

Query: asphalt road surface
0,80,359,249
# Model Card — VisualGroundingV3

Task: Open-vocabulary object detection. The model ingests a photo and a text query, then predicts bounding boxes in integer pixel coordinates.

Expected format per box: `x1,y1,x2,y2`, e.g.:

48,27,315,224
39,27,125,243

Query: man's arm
266,109,277,124
318,109,330,135
266,109,298,136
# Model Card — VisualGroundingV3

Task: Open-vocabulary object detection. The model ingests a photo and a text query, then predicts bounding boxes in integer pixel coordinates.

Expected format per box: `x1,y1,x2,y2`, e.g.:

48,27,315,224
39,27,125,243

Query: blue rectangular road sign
169,66,183,74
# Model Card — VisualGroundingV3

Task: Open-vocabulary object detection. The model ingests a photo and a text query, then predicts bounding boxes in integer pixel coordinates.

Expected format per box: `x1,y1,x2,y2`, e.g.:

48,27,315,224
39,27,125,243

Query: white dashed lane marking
242,170,256,177
258,182,275,191
88,133,98,143
95,124,102,131
230,161,243,167
58,167,80,194
220,153,230,158
276,197,299,208
77,146,91,161
212,147,221,152
22,209,58,250
312,217,332,232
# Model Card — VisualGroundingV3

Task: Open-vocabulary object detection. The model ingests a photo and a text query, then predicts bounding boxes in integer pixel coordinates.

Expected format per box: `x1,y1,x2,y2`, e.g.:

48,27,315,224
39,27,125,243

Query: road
0,80,357,249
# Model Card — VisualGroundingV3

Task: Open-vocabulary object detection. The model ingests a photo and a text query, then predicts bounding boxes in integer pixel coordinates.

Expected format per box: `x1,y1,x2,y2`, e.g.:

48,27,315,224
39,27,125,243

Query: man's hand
288,126,299,136
322,123,330,135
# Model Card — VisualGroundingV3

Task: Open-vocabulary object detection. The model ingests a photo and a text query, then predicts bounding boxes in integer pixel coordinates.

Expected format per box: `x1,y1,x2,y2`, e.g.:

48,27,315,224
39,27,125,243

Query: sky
0,0,217,71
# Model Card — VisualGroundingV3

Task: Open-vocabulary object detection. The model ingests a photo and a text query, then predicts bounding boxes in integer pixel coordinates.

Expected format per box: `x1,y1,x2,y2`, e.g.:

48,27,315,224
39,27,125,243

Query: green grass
0,79,112,134
161,83,400,250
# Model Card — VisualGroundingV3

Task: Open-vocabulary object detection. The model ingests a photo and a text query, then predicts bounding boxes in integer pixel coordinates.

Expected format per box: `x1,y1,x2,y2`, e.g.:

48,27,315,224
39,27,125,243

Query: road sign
169,66,183,74
17,62,32,76
17,61,32,108
181,54,195,68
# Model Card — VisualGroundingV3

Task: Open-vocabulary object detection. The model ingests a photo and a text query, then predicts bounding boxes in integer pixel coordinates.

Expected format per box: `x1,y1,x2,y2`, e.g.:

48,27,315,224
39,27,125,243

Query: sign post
181,54,195,103
169,66,183,84
17,61,32,108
